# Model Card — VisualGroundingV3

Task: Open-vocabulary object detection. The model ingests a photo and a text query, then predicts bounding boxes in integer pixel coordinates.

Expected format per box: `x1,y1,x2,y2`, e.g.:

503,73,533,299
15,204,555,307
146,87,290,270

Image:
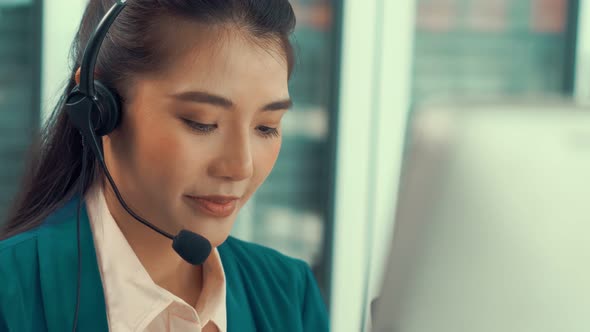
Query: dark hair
1,0,296,239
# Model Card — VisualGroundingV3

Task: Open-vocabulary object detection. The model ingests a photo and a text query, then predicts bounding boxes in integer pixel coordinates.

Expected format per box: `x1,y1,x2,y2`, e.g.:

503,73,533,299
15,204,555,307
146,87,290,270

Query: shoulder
219,237,330,330
0,225,64,332
219,236,311,299
220,236,306,266
0,227,42,265
0,198,78,276
0,222,52,301
0,227,44,329
0,198,79,253
0,208,66,262
0,228,41,280
219,236,309,278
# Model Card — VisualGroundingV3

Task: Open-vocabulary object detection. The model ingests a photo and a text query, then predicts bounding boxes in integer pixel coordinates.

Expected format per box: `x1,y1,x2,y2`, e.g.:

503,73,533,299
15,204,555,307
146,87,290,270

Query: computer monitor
372,100,590,332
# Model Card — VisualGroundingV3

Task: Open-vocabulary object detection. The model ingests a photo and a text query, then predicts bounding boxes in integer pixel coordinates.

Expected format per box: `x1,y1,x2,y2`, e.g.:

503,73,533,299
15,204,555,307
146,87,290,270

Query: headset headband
79,0,127,97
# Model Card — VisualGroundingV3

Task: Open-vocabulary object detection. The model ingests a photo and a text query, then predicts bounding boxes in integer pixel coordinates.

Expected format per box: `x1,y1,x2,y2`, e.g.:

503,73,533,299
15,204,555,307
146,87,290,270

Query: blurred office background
1,0,589,331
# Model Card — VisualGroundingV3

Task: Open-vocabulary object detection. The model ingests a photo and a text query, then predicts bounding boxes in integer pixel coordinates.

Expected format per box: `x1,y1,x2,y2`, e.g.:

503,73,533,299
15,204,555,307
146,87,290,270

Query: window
0,0,42,221
413,0,576,101
231,0,341,304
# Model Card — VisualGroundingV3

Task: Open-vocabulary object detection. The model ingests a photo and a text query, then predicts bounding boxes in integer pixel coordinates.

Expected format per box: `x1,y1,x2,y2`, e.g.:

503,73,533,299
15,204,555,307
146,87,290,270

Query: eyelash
182,119,280,138
182,119,217,134
257,126,280,138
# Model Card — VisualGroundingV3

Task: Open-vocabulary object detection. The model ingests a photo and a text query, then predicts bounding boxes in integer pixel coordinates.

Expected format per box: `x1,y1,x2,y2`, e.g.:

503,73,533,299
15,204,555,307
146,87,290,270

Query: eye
257,125,280,138
181,118,217,133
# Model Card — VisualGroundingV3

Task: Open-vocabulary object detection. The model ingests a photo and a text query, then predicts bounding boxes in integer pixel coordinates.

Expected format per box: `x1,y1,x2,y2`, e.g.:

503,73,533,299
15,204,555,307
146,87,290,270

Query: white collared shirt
85,183,227,332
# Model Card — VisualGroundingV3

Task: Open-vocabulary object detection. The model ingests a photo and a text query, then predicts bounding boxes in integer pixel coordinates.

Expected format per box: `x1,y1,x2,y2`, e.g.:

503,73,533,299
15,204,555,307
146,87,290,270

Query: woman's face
103,27,290,247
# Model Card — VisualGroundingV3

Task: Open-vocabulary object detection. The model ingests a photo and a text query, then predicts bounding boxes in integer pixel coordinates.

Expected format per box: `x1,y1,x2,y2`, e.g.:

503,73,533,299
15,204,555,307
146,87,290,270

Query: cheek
250,138,282,188
134,118,190,181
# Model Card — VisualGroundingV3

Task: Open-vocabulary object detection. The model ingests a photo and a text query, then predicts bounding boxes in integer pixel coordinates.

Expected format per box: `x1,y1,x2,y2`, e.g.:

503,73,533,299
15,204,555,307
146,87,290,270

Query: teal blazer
0,198,329,331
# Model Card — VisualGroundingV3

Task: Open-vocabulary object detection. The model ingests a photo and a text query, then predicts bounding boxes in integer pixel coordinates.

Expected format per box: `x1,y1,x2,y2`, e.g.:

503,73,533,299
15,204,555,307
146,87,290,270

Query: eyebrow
170,90,292,111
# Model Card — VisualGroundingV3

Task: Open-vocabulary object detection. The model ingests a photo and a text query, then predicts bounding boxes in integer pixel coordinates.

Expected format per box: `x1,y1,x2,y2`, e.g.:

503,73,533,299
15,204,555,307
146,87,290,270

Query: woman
0,0,329,331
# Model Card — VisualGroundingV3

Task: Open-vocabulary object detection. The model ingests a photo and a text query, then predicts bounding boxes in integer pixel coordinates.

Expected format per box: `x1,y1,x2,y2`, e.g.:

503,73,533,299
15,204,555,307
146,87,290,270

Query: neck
102,180,203,306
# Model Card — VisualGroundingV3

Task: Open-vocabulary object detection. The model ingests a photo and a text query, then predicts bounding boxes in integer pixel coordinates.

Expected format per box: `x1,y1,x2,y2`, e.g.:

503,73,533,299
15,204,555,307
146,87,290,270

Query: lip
185,195,239,218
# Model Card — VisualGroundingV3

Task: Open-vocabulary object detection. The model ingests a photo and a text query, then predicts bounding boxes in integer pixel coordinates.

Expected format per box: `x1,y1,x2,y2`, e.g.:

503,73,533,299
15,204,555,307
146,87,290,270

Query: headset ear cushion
93,80,122,136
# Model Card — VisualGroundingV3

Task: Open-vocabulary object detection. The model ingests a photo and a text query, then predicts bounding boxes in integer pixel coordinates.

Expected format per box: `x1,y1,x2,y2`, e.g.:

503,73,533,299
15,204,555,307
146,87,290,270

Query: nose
208,130,254,182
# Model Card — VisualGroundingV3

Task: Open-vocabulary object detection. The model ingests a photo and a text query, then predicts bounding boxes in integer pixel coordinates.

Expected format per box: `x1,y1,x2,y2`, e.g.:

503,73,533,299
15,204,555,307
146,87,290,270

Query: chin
197,230,230,249
209,234,231,249
183,216,235,248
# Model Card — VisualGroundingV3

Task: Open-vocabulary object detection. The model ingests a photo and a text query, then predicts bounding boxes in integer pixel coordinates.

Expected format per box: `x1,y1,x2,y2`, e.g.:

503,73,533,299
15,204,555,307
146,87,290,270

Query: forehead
143,22,290,99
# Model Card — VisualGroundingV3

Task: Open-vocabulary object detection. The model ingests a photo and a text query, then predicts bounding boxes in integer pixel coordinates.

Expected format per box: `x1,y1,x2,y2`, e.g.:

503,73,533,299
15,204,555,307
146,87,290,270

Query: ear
75,67,81,85
74,68,102,86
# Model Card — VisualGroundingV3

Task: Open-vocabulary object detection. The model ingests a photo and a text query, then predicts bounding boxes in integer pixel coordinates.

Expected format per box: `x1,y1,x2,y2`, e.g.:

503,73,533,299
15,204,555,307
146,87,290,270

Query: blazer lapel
219,242,258,332
36,197,109,331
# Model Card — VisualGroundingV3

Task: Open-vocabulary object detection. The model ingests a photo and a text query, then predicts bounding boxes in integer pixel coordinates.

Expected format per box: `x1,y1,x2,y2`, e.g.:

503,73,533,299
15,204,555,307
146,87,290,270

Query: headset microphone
64,1,212,330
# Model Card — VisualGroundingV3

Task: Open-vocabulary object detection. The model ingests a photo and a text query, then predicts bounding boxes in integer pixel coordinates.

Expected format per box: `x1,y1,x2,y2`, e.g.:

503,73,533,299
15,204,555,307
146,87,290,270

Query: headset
64,1,212,330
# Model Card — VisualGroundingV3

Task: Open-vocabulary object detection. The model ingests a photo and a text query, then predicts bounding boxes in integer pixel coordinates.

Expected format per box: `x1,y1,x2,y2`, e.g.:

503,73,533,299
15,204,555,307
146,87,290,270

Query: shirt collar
85,181,227,331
